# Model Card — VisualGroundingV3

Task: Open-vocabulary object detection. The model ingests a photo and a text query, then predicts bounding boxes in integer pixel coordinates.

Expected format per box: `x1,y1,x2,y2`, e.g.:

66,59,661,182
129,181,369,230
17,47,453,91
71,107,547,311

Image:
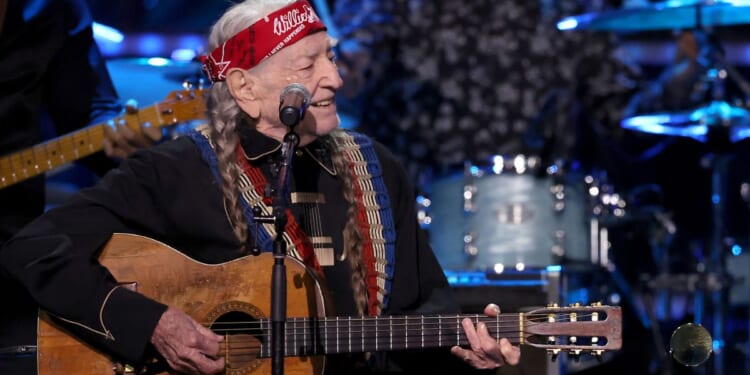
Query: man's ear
226,69,261,118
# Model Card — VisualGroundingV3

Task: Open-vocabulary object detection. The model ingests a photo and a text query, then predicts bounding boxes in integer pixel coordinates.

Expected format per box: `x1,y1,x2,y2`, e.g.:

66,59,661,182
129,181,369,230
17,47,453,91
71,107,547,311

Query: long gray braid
326,130,369,317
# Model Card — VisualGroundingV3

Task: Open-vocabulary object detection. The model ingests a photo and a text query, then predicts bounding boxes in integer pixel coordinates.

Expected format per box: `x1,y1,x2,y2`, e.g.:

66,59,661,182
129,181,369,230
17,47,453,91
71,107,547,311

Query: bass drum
425,158,591,272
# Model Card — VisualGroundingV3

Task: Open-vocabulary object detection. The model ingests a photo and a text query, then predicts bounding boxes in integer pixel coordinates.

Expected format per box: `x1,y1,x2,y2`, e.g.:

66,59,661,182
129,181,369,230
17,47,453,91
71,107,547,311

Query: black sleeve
0,142,204,364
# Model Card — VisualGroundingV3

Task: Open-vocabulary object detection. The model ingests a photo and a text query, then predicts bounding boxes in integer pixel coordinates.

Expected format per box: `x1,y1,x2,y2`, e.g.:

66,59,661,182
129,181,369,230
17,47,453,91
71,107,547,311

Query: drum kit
423,1,750,374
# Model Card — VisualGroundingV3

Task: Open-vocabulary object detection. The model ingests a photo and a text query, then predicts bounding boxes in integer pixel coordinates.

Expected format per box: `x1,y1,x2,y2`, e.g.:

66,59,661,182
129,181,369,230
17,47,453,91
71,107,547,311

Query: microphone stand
272,129,299,375
253,83,308,375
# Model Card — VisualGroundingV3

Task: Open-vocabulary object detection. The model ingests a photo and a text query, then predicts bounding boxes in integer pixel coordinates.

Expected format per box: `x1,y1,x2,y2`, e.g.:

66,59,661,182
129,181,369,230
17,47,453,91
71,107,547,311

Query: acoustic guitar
37,233,622,375
0,89,206,190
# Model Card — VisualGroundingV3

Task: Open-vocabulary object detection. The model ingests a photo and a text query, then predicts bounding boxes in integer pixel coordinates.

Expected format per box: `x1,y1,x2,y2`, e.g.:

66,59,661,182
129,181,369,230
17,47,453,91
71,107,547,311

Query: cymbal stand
699,151,729,375
697,56,734,375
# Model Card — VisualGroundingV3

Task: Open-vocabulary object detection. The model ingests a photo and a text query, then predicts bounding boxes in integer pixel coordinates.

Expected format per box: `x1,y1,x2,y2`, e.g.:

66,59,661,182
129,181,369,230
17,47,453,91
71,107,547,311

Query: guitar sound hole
210,311,264,372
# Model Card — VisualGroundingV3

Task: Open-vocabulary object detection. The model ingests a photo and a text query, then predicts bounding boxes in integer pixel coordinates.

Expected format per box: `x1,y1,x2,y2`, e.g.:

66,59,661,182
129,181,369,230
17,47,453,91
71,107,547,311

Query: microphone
278,83,311,127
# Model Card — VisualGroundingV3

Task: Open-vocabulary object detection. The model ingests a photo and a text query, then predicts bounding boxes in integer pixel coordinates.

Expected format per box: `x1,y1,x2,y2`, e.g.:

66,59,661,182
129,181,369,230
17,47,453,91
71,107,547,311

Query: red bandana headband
200,0,327,83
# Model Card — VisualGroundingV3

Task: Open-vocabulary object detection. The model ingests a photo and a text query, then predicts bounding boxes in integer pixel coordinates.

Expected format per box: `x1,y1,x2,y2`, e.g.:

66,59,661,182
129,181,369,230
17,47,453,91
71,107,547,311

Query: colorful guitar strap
188,126,395,316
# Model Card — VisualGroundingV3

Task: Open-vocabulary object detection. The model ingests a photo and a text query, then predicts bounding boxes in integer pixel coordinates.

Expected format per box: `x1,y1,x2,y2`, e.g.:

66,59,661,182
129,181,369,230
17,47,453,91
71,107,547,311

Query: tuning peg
125,99,139,114
569,349,582,362
548,349,561,362
591,350,604,361
569,302,582,307
547,302,559,308
590,301,602,307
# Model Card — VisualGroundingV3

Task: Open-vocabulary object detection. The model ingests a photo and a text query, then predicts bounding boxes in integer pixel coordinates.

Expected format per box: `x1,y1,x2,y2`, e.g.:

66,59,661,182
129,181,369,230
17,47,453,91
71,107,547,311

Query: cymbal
621,100,750,142
557,0,750,32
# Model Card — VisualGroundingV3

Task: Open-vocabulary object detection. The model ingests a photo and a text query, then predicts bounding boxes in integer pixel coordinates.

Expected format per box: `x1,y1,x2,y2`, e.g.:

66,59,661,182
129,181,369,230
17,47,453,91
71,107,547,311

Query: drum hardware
460,162,480,260
462,169,478,215
463,231,480,259
584,173,630,269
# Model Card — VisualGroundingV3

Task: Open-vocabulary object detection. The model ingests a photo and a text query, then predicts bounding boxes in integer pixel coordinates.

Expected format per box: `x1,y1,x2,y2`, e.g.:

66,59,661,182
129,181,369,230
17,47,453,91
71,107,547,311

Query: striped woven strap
330,131,395,316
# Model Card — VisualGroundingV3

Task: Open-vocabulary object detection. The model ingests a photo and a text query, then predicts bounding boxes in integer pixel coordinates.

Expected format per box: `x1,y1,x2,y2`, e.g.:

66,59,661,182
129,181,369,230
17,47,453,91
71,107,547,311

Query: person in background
0,0,160,372
0,0,520,373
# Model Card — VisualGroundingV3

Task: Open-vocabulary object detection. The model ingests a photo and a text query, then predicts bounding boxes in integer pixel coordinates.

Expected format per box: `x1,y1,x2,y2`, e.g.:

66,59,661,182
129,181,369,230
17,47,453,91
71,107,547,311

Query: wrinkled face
241,32,343,145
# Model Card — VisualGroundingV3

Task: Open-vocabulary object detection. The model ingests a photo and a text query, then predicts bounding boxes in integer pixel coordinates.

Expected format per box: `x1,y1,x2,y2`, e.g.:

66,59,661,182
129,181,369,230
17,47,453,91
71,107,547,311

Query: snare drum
425,157,590,272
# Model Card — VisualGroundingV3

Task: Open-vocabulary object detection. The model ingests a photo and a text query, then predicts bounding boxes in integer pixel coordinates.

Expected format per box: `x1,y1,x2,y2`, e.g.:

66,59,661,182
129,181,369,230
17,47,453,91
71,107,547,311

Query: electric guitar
37,234,622,374
0,89,206,190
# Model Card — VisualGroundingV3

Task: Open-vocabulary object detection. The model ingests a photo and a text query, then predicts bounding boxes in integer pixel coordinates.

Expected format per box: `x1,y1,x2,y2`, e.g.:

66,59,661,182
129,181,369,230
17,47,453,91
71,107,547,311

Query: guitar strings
202,312,605,328
202,311,611,353
209,330,604,358
206,316,608,358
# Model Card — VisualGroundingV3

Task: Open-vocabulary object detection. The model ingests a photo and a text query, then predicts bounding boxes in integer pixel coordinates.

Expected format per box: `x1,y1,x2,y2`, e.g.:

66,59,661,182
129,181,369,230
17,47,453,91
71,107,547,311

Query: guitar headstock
522,303,622,359
157,88,207,125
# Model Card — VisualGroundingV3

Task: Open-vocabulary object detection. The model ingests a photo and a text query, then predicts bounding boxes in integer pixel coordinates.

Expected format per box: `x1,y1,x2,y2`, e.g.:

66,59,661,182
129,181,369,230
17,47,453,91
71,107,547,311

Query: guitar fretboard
223,314,525,358
0,90,205,190
0,107,164,188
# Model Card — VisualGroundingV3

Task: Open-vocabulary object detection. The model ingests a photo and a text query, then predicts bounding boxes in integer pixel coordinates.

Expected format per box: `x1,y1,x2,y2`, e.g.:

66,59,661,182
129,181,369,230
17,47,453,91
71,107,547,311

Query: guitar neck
0,100,180,189
250,314,523,358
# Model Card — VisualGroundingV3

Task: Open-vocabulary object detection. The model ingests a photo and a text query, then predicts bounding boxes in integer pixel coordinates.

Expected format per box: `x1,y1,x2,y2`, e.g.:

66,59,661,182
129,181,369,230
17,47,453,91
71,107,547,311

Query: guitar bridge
112,363,137,374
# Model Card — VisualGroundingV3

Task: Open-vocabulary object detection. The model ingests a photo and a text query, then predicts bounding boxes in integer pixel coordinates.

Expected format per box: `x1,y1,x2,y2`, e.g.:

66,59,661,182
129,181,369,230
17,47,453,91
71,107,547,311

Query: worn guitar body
37,233,328,375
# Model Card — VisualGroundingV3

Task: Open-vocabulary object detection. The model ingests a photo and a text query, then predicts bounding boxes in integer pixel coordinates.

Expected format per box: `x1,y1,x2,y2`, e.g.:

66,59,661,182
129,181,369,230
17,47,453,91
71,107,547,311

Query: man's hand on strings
450,303,521,370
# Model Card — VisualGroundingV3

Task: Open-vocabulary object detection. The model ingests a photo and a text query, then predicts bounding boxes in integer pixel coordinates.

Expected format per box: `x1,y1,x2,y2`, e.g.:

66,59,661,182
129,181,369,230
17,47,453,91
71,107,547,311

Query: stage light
731,244,743,256
145,57,170,67
171,49,197,62
556,18,579,30
92,22,124,43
